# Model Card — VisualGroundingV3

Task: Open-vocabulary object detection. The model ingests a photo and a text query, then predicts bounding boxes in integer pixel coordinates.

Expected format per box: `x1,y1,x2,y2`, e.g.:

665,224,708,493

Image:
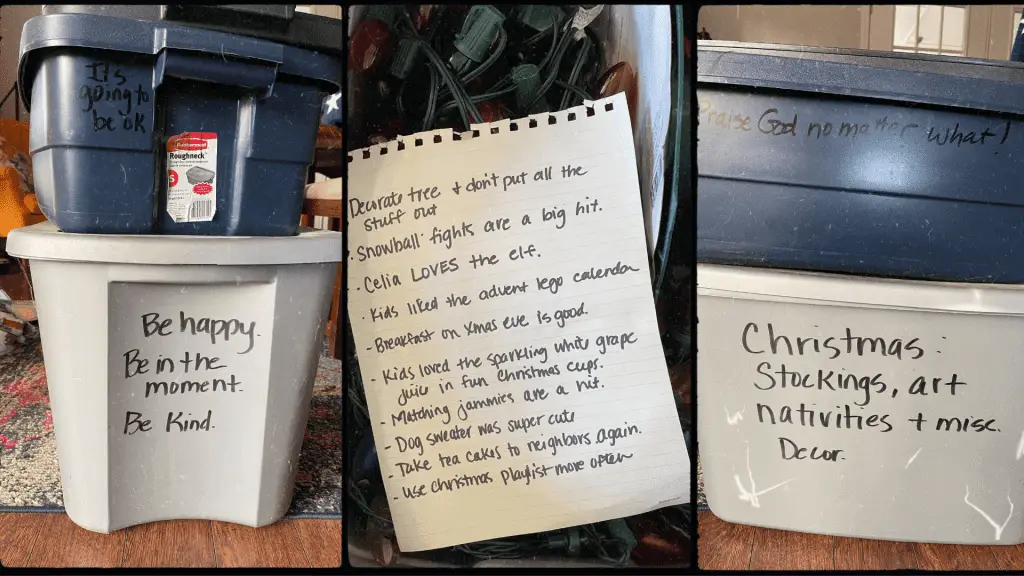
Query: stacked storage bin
6,6,342,533
696,42,1024,544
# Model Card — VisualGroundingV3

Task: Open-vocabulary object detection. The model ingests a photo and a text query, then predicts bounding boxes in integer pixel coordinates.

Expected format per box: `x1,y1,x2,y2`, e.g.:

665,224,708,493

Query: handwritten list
347,93,690,552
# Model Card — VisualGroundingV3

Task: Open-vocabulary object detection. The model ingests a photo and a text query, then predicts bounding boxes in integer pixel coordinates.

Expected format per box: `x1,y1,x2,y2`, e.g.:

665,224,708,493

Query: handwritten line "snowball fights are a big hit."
347,94,690,552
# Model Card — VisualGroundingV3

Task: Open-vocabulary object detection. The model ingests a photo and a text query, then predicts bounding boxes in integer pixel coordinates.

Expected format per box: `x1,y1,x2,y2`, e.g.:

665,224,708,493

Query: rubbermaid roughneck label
167,132,217,223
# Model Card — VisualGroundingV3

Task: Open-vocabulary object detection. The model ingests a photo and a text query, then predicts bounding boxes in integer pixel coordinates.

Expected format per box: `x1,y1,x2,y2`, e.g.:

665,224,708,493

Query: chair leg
328,262,343,360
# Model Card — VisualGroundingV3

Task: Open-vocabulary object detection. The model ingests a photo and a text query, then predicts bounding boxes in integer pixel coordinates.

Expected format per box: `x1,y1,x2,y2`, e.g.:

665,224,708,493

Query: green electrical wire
559,35,594,109
555,79,591,103
524,16,578,111
395,9,483,129
423,65,439,131
432,84,517,121
654,4,687,300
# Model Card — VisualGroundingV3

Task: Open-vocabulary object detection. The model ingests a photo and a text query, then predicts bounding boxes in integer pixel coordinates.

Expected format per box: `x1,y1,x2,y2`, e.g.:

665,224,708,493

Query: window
1015,9,1023,40
892,5,966,55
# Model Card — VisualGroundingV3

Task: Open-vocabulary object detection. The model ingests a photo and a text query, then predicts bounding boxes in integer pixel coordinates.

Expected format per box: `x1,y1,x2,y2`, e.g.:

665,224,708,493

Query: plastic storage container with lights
697,42,1024,544
6,222,342,533
346,4,693,568
18,11,341,236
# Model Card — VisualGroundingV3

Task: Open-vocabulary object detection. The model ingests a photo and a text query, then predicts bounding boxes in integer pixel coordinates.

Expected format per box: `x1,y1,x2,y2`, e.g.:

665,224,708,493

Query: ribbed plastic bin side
6,223,341,533
19,13,341,236
696,42,1024,283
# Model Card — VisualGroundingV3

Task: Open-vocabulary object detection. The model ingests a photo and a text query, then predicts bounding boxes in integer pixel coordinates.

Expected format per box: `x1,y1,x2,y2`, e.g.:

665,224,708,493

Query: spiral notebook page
347,92,690,552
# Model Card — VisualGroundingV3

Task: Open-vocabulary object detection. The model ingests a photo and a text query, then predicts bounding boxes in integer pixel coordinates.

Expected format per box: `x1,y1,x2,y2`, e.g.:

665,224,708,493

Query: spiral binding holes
348,99,617,161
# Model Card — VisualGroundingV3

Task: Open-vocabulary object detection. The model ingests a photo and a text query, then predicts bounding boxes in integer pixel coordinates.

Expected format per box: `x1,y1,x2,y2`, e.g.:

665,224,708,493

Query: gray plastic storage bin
41,5,343,57
19,13,341,236
6,222,341,533
698,262,1024,544
697,41,1024,283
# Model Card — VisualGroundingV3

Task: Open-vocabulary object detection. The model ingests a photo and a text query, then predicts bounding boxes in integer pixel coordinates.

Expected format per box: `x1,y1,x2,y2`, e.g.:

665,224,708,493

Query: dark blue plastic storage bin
697,41,1024,283
19,13,341,235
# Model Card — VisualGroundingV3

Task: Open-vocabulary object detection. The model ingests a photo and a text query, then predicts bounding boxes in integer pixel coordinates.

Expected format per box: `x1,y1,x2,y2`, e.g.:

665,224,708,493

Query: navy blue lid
19,13,341,110
698,41,1024,116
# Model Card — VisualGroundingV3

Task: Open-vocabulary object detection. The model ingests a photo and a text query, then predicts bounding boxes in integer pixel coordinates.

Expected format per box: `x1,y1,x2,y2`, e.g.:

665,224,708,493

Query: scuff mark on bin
725,406,745,425
905,447,922,468
964,485,1014,541
735,444,791,508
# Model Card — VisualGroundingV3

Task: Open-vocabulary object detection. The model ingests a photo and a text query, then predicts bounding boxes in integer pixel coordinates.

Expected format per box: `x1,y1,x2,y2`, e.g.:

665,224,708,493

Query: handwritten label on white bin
699,265,1024,544
107,282,273,525
347,93,690,552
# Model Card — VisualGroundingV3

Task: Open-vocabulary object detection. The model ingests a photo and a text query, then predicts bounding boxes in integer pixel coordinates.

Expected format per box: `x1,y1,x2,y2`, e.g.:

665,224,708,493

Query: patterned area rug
697,457,707,509
0,342,341,517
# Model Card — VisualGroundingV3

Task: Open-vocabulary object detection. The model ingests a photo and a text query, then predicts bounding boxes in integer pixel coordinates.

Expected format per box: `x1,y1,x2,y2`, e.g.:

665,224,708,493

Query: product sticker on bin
166,132,217,223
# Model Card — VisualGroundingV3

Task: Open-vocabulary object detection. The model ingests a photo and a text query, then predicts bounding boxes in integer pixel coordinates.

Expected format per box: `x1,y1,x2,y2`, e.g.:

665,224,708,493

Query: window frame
891,4,968,55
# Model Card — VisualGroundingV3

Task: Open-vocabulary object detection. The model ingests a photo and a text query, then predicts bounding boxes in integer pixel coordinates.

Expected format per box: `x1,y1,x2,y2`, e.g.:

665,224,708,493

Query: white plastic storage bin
6,222,341,533
698,263,1024,545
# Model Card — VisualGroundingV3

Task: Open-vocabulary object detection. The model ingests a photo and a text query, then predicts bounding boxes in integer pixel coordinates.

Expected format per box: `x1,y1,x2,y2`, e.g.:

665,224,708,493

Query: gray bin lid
7,222,342,266
698,40,1024,115
185,166,217,185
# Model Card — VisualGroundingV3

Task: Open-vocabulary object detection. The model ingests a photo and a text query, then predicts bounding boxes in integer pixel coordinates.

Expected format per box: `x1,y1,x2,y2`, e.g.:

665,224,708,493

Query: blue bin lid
19,13,341,111
698,41,1024,116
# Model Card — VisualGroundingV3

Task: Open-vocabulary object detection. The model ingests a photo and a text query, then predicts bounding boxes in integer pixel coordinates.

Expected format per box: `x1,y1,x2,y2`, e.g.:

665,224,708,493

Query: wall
297,5,342,19
698,5,866,49
0,5,40,119
699,5,1020,60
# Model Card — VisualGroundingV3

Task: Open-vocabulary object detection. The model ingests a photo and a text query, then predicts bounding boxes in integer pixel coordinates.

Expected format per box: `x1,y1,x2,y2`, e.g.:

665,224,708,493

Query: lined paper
346,93,690,552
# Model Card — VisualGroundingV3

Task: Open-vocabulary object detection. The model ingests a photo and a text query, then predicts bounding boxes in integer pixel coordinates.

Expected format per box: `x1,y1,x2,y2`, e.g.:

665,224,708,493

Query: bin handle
154,49,279,96
153,25,284,66
152,24,282,95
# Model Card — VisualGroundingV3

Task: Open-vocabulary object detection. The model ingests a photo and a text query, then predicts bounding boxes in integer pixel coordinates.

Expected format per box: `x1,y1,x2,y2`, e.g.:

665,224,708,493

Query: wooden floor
0,513,341,568
699,510,1024,571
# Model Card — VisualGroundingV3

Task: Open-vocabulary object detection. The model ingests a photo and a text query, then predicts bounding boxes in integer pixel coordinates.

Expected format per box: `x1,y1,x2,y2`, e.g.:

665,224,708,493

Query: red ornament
597,62,638,126
476,100,506,123
382,117,404,139
627,512,690,567
412,5,437,33
349,19,393,73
